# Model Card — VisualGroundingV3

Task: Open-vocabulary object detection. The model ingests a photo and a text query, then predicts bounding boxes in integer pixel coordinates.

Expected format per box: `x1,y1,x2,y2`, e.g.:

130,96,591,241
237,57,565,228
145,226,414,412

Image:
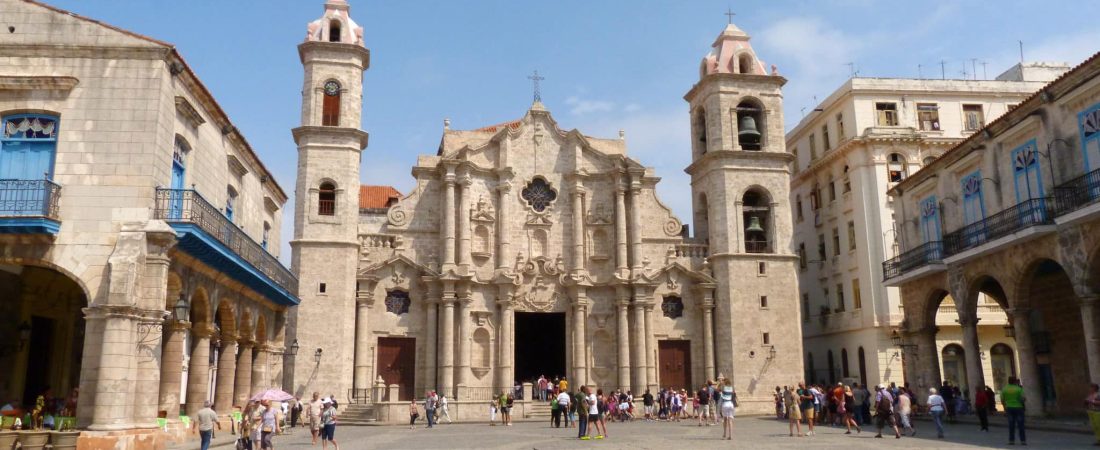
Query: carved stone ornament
387,203,409,226
587,204,612,225
663,216,683,236
470,195,496,222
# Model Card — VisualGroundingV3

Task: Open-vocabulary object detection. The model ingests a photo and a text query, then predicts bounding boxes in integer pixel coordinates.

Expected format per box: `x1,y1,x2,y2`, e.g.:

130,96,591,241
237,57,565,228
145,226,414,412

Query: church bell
746,215,765,233
738,115,761,142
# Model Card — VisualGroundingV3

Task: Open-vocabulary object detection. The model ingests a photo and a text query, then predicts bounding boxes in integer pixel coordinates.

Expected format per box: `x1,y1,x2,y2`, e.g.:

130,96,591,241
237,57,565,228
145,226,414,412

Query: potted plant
0,429,17,450
15,429,49,450
48,419,80,450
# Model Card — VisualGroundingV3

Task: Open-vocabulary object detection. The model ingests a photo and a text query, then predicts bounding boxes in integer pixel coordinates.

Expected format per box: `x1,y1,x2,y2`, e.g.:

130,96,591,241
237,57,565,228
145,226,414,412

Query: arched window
989,343,1017,391
591,229,610,259
827,350,836,383
318,182,336,215
694,108,708,150
807,352,816,384
262,221,271,249
941,344,968,389
172,136,189,189
328,20,342,42
473,224,491,255
738,53,753,74
743,189,772,253
695,193,710,241
322,80,341,126
887,153,907,182
858,347,868,385
472,328,492,370
1,113,59,180
736,99,764,150
841,348,850,378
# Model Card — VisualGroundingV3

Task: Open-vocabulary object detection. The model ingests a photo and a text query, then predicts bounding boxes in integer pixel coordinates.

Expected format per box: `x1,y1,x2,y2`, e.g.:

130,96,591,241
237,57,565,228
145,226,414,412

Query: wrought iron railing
745,240,771,253
882,241,943,280
942,197,1053,256
0,179,61,219
347,388,371,404
1052,167,1100,217
154,189,298,294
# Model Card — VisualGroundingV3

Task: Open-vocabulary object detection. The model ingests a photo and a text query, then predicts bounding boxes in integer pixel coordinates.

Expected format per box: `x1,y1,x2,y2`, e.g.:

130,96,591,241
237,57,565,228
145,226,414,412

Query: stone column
958,314,984,404
700,291,716,381
916,327,941,396
458,176,472,268
734,200,744,253
185,325,213,417
631,300,647,393
616,296,631,392
1010,309,1045,417
440,286,456,398
81,308,138,430
644,303,657,392
629,184,643,270
425,298,439,390
456,289,472,390
251,346,269,393
1080,297,1100,384
572,186,586,273
354,295,373,390
442,172,457,268
572,296,588,387
234,341,254,408
496,181,512,270
159,319,190,418
214,337,238,412
615,185,628,274
497,296,515,391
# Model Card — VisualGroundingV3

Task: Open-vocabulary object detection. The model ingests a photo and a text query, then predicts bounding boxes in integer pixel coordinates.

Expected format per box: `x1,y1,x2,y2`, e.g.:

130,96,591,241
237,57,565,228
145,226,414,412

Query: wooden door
658,340,692,391
377,337,416,401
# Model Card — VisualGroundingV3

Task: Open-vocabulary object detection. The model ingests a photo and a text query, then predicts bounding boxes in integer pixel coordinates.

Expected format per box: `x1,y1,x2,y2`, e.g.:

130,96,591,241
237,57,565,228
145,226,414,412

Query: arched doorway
941,344,968,390
989,343,1017,392
1022,259,1087,414
0,263,86,417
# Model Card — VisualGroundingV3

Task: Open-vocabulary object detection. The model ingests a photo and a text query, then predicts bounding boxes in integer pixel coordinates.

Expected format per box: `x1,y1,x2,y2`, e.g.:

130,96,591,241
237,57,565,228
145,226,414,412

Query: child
488,400,497,426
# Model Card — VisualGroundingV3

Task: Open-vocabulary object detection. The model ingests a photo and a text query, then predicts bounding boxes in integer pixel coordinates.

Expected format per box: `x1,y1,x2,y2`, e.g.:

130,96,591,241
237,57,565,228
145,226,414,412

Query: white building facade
787,66,1066,389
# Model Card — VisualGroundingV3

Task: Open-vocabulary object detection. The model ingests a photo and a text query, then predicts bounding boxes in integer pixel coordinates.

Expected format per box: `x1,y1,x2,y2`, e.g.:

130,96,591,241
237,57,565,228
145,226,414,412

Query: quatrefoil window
662,296,684,319
385,290,411,315
521,177,557,212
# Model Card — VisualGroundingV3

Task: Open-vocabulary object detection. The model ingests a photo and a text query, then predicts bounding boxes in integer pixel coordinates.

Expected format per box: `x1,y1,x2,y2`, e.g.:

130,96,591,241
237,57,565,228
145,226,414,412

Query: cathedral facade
288,2,802,416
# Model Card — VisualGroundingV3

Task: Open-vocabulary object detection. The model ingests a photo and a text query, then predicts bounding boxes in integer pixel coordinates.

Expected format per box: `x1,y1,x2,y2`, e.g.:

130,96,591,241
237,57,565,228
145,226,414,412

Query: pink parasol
250,388,294,402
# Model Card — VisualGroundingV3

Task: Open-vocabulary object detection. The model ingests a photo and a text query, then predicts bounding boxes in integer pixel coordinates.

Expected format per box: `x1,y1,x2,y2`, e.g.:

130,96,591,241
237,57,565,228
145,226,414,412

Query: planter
49,431,80,450
16,431,49,450
0,431,18,450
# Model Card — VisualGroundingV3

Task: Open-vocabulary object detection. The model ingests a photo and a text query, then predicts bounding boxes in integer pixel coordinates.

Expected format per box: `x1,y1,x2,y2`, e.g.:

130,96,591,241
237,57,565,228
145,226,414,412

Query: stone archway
1018,258,1088,414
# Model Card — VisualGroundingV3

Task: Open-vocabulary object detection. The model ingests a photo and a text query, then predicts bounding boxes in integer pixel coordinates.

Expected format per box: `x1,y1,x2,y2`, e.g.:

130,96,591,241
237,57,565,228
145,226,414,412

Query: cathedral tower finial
306,0,365,46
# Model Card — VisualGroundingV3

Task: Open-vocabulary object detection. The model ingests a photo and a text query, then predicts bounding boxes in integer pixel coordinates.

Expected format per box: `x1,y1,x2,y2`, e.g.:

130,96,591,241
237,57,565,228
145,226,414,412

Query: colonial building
886,51,1100,415
288,18,803,418
787,66,1068,390
0,0,297,448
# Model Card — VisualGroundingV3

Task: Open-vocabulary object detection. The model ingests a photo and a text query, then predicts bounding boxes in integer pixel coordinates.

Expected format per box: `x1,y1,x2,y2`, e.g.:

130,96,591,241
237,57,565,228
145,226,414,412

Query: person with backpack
874,385,900,439
550,393,561,428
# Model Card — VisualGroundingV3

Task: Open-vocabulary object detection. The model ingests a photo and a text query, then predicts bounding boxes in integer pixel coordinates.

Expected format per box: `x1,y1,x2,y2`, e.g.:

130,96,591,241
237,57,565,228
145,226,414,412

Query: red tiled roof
360,185,401,209
474,119,522,133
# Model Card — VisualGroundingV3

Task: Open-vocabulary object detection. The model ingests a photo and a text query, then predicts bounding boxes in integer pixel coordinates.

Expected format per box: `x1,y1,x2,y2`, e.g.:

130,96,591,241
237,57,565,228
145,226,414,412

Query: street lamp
314,348,323,363
279,339,300,357
173,295,190,322
1003,324,1016,338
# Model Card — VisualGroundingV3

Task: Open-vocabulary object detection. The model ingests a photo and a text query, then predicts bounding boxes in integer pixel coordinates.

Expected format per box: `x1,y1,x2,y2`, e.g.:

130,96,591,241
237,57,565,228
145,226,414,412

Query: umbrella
250,388,294,402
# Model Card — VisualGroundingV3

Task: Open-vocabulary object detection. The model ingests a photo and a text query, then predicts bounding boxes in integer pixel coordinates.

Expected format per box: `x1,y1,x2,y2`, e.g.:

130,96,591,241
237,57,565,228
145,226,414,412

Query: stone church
289,1,802,416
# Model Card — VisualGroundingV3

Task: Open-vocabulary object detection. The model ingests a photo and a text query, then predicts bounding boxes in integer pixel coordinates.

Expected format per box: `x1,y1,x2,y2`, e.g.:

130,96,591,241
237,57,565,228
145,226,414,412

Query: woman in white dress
719,379,737,440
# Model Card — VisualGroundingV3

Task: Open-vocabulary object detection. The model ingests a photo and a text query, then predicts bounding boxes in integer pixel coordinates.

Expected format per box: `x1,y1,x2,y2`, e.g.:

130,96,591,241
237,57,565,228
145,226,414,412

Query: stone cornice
292,126,370,150
297,41,371,69
0,75,79,91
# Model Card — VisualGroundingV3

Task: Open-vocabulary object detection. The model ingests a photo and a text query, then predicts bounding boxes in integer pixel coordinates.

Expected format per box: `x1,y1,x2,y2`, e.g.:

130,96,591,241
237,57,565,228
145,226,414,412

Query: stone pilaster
1080,297,1100,384
353,293,373,390
496,292,514,391
441,169,457,269
615,294,631,392
644,303,657,392
458,176,472,269
571,185,586,274
496,180,512,270
456,288,472,389
424,294,439,390
631,297,647,394
133,313,166,428
628,180,643,271
572,292,588,387
439,284,456,398
251,345,269,394
185,325,213,417
614,184,629,275
915,327,941,396
214,336,238,412
234,341,254,408
158,319,190,418
958,313,984,404
1009,309,1045,417
699,290,716,381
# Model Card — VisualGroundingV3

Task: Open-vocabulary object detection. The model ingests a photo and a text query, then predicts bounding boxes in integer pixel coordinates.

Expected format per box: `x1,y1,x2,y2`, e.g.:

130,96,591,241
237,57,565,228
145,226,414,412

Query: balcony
882,240,943,281
154,188,298,306
1052,167,1100,220
942,197,1054,258
0,179,61,234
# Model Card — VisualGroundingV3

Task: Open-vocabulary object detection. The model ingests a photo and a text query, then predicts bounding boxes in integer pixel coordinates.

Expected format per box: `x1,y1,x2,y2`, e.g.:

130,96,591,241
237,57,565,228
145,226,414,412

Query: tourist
192,400,221,450
307,392,323,445
290,397,301,428
1085,383,1100,445
556,389,572,427
719,379,737,440
586,386,602,439
424,391,437,429
497,391,509,427
941,381,956,423
319,398,338,450
773,386,784,420
829,383,843,426
249,401,264,450
642,389,654,421
808,384,823,427
974,384,992,432
438,394,452,424
927,387,946,439
797,382,815,436
841,385,860,434
577,386,591,440
550,391,562,428
1002,376,1027,446
670,389,682,422
698,384,712,426
505,392,515,426
260,399,280,450
239,402,255,450
409,400,420,429
873,385,900,439
487,399,495,426
711,383,721,425
896,388,914,437
538,375,548,402
851,383,866,425
785,384,802,437
594,389,608,439
559,377,569,394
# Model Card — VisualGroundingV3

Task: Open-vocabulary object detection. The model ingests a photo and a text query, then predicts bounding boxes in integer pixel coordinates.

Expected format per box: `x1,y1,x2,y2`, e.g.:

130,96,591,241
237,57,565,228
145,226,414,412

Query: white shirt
588,394,599,415
557,392,571,407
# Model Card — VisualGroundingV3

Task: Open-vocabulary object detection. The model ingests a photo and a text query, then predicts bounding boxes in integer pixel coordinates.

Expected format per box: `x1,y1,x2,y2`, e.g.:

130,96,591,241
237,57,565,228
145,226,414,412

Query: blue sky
45,0,1100,264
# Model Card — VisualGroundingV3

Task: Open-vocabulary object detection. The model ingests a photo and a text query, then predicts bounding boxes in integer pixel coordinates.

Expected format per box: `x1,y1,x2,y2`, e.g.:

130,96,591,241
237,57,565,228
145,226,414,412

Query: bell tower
683,21,803,397
288,0,370,397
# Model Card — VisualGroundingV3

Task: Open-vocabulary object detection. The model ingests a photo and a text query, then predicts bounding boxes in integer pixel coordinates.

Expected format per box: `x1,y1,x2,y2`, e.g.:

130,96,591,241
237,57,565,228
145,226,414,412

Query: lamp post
279,339,300,357
314,348,323,364
1039,138,1071,186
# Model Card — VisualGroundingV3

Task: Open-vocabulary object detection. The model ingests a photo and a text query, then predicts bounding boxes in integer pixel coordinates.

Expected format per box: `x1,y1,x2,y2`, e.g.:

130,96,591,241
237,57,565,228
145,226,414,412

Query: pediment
636,261,716,288
358,253,438,279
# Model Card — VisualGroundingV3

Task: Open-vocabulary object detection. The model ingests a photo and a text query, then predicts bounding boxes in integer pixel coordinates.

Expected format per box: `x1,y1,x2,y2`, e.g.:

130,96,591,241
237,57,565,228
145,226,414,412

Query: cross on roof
725,7,736,24
527,70,545,103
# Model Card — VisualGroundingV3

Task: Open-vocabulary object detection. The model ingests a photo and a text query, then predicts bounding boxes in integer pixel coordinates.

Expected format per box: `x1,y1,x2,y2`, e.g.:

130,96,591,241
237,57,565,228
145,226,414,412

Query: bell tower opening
328,20,342,42
736,99,763,150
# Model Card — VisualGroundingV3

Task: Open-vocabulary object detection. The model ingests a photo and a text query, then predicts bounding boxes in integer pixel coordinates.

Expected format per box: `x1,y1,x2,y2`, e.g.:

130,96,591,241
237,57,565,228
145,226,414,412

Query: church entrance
377,337,416,401
514,312,565,390
659,340,692,391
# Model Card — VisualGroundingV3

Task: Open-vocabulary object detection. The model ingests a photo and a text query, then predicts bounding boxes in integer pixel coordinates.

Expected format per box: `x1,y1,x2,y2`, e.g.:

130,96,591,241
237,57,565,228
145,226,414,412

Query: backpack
551,398,559,411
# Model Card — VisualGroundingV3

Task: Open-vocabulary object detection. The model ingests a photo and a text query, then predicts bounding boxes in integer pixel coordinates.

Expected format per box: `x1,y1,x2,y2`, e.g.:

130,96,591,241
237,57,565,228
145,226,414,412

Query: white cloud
565,95,615,116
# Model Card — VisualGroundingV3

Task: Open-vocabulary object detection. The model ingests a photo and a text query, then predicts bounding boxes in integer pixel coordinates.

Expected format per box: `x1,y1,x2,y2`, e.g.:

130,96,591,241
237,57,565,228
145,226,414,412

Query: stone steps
338,404,377,426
